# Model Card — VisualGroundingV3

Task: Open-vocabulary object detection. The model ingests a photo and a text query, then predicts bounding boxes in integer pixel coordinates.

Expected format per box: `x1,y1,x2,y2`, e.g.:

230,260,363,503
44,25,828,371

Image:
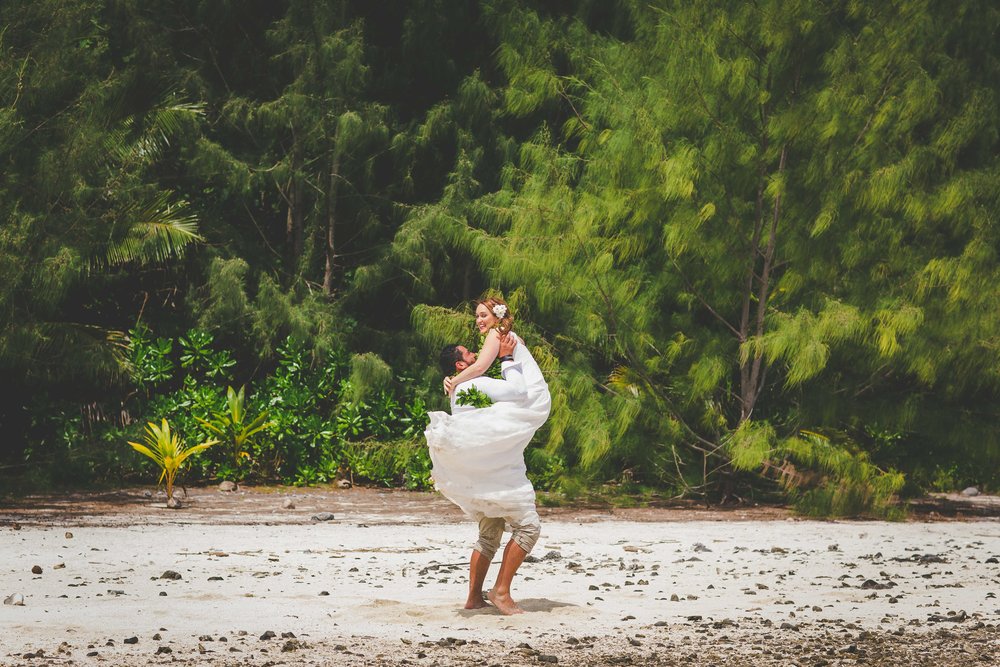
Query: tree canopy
1,0,997,512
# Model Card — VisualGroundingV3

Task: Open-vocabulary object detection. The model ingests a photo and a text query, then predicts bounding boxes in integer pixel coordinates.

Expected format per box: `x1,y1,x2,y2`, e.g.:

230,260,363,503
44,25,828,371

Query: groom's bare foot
487,589,523,615
464,593,489,609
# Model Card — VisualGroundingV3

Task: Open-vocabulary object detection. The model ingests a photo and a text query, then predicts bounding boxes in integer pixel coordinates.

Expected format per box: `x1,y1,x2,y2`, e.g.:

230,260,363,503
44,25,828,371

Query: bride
424,296,551,614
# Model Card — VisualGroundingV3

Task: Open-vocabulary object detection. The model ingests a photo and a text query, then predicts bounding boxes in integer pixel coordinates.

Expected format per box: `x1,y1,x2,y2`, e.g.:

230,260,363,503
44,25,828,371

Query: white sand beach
1,487,997,665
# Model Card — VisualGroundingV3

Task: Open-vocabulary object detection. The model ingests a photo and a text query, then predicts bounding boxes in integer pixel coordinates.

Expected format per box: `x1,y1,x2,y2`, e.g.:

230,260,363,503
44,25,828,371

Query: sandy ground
0,486,998,666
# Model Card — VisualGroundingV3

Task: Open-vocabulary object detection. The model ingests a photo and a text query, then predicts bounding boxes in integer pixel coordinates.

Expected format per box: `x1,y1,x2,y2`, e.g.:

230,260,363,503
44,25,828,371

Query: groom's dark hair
439,344,463,375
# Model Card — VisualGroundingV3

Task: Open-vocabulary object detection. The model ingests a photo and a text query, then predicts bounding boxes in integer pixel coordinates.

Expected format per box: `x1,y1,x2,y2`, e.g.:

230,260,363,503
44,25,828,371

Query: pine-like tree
401,0,1000,511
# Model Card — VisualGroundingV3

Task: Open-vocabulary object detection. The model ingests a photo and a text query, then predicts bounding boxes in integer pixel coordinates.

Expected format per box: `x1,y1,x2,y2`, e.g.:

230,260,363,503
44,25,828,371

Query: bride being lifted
424,295,551,615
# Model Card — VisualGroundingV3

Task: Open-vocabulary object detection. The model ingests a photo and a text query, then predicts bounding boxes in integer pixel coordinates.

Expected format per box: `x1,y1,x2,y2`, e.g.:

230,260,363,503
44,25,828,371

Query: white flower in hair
492,304,508,319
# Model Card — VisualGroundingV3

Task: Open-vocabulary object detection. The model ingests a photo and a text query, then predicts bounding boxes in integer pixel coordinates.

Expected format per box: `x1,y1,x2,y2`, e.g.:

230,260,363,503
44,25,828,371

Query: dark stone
31,565,42,575
928,610,968,623
124,637,138,645
260,630,277,640
155,646,172,655
160,570,182,580
311,512,336,522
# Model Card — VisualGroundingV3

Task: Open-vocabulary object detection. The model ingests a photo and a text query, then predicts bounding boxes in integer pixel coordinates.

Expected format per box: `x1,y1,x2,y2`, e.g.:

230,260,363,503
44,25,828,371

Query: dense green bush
40,327,434,489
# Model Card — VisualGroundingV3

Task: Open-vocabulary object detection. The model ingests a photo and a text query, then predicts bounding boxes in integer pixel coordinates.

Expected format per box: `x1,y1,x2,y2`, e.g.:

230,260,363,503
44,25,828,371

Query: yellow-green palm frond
104,100,205,168
127,418,217,493
102,195,202,268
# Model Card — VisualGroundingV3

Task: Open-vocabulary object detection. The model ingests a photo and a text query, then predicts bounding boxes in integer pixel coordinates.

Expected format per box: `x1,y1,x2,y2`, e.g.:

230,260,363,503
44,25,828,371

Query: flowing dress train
424,333,551,523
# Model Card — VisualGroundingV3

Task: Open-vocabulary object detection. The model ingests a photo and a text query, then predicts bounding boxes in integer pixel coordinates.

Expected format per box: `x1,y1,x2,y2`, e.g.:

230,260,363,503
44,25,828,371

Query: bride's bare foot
487,588,523,615
464,593,489,609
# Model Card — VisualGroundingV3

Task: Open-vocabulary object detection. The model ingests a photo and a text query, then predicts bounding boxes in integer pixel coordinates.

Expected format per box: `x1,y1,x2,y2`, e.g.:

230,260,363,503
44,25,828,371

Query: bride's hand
498,332,517,357
443,376,455,395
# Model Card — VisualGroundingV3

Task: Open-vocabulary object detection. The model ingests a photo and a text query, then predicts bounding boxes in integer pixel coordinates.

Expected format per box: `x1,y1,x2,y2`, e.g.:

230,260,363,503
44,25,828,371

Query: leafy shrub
11,324,436,491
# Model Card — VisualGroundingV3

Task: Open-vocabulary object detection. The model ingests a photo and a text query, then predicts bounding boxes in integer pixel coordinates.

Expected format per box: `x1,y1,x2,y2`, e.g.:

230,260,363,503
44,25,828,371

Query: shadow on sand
457,598,576,617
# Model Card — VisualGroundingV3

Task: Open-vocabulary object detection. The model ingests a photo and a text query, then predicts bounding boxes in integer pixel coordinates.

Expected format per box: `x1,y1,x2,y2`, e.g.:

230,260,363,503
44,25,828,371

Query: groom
437,333,540,615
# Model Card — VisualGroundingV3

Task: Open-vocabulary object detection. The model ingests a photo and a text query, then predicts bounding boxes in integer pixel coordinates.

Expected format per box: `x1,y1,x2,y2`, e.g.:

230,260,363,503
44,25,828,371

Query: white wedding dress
424,332,551,523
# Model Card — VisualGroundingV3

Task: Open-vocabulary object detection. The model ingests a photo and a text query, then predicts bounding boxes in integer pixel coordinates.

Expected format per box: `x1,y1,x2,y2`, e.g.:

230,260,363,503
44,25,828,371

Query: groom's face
455,345,477,370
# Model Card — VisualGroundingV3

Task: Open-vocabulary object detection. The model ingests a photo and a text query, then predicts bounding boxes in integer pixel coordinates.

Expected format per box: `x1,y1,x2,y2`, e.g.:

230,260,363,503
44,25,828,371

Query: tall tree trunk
739,157,768,423
746,144,787,412
284,142,304,272
738,61,798,424
322,147,341,295
738,146,787,423
738,64,789,423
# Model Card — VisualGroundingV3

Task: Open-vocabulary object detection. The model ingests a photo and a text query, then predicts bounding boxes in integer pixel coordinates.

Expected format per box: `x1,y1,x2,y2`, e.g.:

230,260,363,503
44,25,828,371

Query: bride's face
475,303,497,334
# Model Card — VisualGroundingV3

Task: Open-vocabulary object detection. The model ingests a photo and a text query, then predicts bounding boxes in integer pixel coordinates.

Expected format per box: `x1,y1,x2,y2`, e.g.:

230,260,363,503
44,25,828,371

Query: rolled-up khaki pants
473,511,541,561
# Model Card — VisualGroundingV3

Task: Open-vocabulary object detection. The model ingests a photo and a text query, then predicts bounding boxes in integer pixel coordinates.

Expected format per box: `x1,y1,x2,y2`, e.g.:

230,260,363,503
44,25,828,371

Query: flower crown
492,304,508,319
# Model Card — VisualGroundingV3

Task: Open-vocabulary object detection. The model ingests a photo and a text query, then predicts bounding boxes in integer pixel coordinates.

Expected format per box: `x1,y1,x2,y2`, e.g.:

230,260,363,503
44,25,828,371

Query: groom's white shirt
450,359,527,414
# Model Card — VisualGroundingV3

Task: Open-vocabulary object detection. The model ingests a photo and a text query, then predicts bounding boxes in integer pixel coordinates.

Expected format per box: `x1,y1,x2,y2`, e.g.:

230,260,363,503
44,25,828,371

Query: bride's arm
443,329,501,394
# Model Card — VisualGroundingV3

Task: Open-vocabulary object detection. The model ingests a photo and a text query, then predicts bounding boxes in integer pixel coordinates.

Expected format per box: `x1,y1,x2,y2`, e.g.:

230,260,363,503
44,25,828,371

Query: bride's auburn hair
477,295,514,335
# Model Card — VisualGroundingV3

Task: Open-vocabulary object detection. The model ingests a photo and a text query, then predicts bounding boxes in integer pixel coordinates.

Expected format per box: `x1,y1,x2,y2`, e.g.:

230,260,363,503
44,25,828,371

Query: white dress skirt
424,333,551,523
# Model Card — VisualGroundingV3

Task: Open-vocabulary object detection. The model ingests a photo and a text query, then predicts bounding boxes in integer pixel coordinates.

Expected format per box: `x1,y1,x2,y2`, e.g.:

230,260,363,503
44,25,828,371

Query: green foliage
387,0,1000,514
347,353,393,402
127,419,217,501
455,385,493,408
179,331,236,380
43,325,433,488
196,386,273,474
128,326,174,389
729,425,904,517
343,439,432,490
4,1,999,515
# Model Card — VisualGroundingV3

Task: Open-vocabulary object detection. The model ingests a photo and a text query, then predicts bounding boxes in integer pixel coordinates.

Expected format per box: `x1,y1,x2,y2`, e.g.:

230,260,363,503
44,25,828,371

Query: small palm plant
197,385,273,470
129,419,217,505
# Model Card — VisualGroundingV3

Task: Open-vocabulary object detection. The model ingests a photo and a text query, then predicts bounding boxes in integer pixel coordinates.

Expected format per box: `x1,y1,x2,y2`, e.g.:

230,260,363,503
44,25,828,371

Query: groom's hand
498,332,517,358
